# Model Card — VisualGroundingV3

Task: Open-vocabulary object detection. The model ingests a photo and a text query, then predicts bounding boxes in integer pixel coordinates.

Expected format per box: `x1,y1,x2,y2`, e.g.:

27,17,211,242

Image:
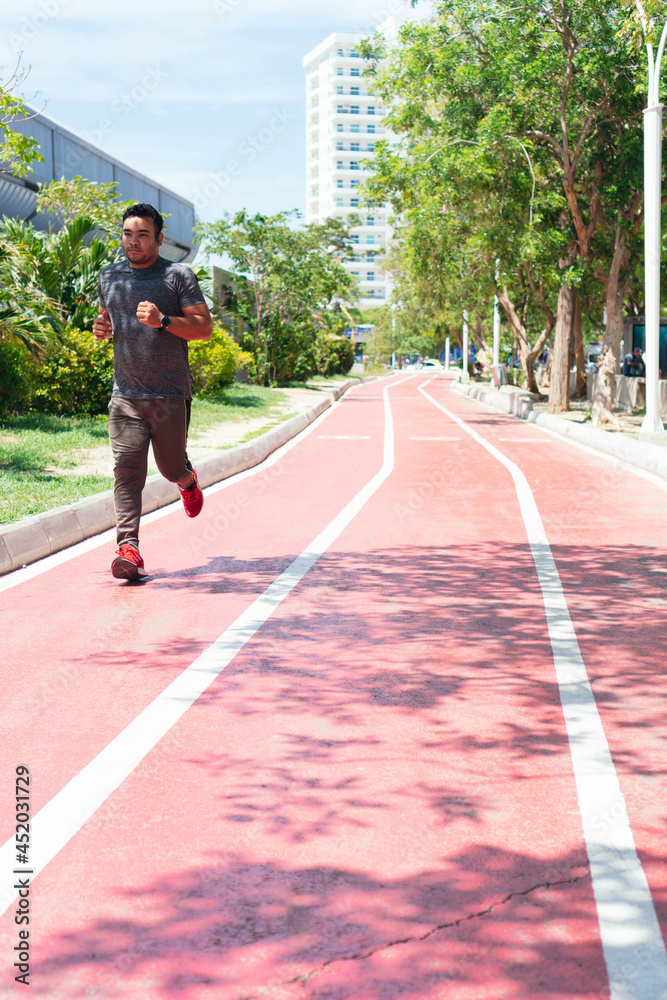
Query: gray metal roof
2,108,198,262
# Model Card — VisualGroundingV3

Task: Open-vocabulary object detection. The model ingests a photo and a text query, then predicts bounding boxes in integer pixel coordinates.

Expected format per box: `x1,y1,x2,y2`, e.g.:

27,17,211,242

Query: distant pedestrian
623,347,644,377
93,203,212,580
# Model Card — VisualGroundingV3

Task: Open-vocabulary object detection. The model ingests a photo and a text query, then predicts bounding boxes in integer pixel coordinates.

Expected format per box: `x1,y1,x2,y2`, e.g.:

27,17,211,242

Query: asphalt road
0,372,666,999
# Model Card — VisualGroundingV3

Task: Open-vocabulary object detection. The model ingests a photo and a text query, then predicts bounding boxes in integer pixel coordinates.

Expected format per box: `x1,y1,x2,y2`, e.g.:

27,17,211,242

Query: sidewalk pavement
0,378,372,577
452,378,667,481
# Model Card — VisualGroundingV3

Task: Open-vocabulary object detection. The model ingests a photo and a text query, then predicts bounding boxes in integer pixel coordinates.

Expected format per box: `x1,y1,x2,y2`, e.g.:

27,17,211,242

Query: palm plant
0,215,118,352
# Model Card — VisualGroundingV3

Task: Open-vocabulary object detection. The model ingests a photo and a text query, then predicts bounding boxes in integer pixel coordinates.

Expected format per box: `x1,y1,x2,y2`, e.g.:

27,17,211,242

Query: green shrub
189,322,254,398
24,327,114,416
0,339,31,415
263,322,317,386
316,333,355,377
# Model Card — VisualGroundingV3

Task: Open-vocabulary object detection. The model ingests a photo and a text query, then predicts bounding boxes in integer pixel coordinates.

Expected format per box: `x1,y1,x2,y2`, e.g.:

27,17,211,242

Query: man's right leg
108,397,150,577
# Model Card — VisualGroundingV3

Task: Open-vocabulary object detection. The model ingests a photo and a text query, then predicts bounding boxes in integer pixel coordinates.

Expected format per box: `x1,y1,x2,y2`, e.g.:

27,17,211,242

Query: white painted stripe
496,437,555,443
0,380,377,594
0,384,397,917
419,380,667,1000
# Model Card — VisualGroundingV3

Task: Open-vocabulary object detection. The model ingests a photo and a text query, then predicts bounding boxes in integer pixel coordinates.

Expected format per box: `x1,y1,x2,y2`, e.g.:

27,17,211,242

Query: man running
93,203,212,580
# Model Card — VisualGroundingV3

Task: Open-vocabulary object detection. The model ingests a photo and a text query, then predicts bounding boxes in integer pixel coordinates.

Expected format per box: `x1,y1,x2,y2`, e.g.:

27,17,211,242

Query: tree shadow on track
29,541,666,998
101,540,667,784
30,847,609,1000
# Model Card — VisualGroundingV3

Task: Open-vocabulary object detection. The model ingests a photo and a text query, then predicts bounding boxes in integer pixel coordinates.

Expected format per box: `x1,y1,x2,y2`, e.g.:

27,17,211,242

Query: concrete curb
452,380,667,481
0,378,371,576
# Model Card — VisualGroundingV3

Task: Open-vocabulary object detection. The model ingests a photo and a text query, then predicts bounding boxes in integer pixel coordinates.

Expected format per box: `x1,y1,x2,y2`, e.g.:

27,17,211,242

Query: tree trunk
498,286,551,395
548,285,575,413
573,295,586,398
592,230,627,428
475,310,489,351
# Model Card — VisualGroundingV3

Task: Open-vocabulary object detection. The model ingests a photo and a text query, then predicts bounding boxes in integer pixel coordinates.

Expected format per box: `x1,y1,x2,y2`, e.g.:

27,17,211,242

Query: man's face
122,216,162,268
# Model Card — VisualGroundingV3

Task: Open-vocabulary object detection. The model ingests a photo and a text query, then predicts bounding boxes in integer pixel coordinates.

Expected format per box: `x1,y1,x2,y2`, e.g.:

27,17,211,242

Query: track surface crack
243,869,591,997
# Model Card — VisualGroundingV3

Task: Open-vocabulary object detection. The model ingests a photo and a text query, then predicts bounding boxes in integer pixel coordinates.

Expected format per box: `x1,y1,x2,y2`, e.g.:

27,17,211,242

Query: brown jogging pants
108,396,192,548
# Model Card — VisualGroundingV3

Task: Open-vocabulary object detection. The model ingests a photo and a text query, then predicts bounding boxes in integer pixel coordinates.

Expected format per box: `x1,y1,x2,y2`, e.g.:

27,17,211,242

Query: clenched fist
136,301,162,328
93,308,113,341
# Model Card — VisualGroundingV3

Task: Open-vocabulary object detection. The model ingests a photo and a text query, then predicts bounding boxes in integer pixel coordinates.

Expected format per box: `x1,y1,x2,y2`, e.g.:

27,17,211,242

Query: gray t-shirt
98,256,205,398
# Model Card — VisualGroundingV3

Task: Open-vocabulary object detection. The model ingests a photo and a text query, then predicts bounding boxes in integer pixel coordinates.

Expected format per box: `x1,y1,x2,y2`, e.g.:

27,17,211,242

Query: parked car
421,359,444,371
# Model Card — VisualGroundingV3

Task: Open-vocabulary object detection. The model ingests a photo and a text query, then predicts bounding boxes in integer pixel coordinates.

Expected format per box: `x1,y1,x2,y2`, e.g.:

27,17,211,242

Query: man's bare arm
136,301,213,341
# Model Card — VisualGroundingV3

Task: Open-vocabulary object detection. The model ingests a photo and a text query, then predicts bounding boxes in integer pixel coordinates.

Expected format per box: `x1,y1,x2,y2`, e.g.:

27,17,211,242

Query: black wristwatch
159,314,171,331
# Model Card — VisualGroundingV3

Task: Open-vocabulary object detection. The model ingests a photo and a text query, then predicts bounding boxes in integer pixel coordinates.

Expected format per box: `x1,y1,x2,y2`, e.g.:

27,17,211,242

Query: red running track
0,373,666,999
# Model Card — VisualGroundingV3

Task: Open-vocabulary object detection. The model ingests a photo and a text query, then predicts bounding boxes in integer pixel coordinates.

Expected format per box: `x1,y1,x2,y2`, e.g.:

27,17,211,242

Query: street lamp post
493,260,501,367
637,2,667,439
461,311,470,384
445,336,450,371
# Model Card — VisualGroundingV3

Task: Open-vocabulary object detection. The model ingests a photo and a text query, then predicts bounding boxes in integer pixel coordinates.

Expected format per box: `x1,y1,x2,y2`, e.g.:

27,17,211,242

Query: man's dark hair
122,203,164,237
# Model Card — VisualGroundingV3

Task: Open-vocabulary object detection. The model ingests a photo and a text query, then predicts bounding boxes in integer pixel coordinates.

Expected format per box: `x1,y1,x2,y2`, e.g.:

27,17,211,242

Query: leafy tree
199,210,357,385
363,0,647,414
0,63,43,177
36,176,134,239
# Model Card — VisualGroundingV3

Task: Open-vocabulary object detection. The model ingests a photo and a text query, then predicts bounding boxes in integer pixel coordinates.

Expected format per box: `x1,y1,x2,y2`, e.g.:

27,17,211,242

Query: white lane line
0,380,387,593
0,383,398,918
408,436,461,441
418,381,667,1000
497,438,555,443
455,382,667,496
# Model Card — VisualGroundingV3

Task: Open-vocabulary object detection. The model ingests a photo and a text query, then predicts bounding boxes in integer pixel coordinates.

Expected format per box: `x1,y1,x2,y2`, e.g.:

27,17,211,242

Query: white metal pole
641,103,665,436
445,336,450,371
493,298,501,367
493,259,501,367
461,311,470,384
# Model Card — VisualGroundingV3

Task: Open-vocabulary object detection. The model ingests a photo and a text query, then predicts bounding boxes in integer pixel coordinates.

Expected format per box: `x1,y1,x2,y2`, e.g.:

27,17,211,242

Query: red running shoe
111,544,146,580
179,467,204,518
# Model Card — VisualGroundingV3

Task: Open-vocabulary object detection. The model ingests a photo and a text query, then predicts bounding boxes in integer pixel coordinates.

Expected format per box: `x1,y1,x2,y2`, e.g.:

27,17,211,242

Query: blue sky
0,0,427,229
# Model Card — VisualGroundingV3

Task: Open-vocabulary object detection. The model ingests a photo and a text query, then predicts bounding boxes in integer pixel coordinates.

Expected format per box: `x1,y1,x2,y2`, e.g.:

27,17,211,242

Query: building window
351,123,360,133
351,179,360,188
367,217,375,226
350,161,360,170
351,270,359,276
337,85,343,94
368,106,375,115
337,105,345,113
351,67,360,77
351,198,359,207
351,106,359,114
351,234,359,243
337,160,344,169
337,124,343,132
337,179,344,188
336,197,344,206
366,272,375,280
336,142,344,150
351,87,360,95
367,124,375,133
337,48,344,55
337,67,343,76
351,142,360,151
350,49,358,57
367,142,375,151
367,235,375,244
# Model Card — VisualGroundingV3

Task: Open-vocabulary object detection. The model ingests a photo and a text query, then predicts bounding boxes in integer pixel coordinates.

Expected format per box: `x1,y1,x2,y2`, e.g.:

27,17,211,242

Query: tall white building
303,26,397,310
